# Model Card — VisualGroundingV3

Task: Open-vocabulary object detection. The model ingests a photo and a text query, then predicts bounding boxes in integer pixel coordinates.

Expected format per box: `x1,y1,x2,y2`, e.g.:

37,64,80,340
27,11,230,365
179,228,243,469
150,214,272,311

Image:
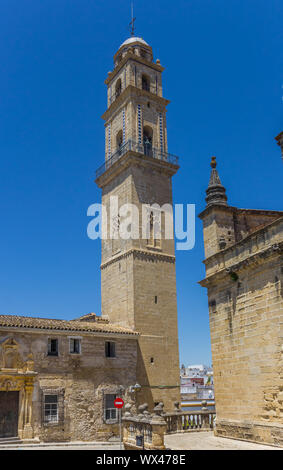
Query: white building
180,364,214,399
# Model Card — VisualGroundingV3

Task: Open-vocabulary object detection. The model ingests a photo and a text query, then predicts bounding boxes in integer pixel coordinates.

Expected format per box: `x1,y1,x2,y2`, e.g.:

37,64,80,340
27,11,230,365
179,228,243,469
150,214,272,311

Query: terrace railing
96,139,179,179
164,409,216,434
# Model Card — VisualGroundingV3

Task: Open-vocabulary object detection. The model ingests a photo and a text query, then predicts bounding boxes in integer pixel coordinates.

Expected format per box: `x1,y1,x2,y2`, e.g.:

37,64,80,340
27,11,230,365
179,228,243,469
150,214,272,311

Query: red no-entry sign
114,397,124,409
114,398,124,449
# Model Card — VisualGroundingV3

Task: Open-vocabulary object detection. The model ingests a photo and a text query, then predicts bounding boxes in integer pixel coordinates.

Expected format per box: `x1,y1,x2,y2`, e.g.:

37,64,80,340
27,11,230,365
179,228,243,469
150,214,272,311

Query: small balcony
96,139,179,179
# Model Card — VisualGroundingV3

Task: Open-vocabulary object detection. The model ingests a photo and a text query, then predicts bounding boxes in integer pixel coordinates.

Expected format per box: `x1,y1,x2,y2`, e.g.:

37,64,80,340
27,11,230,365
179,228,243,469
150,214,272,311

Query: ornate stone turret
205,156,228,207
199,154,283,259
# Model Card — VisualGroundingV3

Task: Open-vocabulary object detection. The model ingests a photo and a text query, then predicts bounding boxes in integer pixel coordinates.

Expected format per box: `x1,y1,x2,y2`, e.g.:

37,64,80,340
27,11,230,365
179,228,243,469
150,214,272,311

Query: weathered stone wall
200,210,283,446
204,216,283,278
201,206,282,260
100,162,180,411
0,329,137,442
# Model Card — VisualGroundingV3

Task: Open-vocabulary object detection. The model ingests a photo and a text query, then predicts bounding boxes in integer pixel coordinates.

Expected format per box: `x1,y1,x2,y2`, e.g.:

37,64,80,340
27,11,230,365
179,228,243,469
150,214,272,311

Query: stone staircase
0,436,22,445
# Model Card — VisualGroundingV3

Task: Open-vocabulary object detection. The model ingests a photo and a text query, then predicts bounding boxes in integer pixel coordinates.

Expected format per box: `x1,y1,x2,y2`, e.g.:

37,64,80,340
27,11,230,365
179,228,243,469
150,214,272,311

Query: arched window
143,126,153,156
116,130,123,154
142,74,150,92
115,79,122,99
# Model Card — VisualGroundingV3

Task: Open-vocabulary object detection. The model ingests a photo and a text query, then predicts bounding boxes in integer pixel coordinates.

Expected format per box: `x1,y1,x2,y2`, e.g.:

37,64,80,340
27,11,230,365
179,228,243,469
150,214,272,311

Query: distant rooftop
187,364,208,371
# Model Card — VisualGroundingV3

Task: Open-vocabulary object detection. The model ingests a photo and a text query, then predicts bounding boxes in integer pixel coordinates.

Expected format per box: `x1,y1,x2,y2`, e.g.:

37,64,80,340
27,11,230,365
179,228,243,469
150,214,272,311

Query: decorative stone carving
0,377,24,391
141,402,151,421
201,400,208,411
152,402,164,420
137,404,146,419
173,401,181,413
1,338,21,369
24,353,35,372
124,403,132,417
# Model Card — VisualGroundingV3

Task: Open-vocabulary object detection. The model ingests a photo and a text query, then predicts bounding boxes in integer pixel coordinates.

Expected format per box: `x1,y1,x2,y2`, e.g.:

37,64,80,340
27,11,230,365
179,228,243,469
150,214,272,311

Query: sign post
114,397,124,450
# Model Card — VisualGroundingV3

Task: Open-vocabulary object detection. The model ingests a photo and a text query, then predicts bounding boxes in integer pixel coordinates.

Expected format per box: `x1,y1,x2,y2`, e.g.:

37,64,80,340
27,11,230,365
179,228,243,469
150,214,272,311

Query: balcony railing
164,410,216,433
96,139,179,179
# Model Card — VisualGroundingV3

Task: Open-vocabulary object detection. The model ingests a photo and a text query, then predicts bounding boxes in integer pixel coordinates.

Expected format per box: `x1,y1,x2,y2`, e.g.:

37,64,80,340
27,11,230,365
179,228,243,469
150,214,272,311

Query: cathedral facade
0,36,180,442
199,150,283,446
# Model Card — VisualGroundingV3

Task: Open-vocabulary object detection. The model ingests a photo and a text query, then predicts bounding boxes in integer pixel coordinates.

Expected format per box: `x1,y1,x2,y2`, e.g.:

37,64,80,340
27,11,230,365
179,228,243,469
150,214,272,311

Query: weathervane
129,2,136,36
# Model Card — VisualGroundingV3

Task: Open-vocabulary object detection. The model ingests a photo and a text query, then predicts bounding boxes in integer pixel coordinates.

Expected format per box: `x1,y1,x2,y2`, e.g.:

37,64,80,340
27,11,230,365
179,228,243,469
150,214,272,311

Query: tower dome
119,37,149,48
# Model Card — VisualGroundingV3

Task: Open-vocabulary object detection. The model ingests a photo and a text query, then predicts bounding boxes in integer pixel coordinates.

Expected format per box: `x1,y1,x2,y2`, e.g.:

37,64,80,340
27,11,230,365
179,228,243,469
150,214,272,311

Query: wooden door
0,391,19,438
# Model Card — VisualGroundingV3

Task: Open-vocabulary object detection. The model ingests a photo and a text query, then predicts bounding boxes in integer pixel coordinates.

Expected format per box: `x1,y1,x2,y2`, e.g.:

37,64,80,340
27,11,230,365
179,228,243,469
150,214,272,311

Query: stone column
173,401,182,431
22,378,34,439
201,401,210,429
150,403,167,450
123,403,132,445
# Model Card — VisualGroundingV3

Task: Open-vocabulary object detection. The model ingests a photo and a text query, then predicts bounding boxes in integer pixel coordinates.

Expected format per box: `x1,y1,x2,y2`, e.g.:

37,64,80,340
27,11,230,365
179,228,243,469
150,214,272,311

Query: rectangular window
104,394,117,421
44,395,58,423
69,338,81,354
47,338,58,356
105,341,116,358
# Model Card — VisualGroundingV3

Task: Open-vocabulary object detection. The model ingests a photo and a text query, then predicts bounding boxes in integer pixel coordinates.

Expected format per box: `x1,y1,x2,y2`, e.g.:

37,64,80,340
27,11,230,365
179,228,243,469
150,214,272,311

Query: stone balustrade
122,403,167,450
164,401,216,434
122,401,216,450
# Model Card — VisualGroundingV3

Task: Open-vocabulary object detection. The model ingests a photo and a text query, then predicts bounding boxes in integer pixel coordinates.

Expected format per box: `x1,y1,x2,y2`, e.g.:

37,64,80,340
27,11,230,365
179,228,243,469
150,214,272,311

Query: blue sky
0,0,282,366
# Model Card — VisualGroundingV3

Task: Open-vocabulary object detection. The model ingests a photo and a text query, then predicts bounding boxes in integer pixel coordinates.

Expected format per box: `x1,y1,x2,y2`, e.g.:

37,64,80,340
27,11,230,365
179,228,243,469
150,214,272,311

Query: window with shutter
69,338,81,354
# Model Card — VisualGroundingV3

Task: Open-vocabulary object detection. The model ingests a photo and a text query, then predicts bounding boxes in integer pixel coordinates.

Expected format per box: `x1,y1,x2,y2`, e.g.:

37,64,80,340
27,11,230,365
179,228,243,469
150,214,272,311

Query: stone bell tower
95,36,180,410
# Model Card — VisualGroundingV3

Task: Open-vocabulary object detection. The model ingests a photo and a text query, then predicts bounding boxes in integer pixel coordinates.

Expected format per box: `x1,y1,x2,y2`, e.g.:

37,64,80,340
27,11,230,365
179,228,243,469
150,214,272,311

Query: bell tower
95,36,180,410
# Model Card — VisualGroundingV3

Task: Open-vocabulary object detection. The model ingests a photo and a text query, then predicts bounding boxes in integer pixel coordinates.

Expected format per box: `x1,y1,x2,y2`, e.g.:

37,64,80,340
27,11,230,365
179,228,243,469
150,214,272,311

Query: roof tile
0,315,138,336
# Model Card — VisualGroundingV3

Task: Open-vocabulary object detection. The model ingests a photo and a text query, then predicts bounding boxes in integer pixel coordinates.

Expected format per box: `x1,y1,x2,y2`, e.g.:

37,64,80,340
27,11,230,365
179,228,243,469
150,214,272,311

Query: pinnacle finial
205,157,228,207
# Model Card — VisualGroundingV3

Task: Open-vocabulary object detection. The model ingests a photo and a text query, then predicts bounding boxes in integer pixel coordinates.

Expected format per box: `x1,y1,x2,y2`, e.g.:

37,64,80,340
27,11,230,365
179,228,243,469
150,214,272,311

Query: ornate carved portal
0,338,37,440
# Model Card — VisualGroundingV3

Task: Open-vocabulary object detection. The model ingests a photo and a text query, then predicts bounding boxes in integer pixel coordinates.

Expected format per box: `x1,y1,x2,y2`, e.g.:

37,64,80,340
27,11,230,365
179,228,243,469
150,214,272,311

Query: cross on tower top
129,2,136,36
